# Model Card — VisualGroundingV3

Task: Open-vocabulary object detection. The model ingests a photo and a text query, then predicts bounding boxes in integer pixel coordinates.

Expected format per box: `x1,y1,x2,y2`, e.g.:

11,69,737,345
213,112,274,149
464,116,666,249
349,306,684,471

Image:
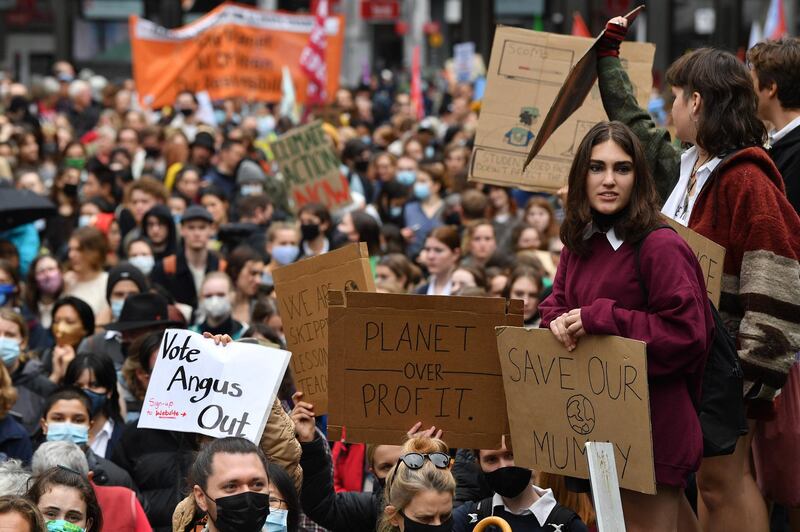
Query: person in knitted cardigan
596,18,800,532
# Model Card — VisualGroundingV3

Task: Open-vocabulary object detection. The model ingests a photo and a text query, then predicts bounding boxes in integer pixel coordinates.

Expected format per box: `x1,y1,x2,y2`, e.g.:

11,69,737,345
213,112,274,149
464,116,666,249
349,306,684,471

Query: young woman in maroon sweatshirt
540,121,715,532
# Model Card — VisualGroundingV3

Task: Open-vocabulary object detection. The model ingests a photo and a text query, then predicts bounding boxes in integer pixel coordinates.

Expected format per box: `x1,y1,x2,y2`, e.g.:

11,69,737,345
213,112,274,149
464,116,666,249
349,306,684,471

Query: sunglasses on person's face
397,452,451,470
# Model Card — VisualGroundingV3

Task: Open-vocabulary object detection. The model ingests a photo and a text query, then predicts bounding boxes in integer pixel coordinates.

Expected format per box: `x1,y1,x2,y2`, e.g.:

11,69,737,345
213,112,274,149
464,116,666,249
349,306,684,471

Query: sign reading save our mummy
138,329,291,443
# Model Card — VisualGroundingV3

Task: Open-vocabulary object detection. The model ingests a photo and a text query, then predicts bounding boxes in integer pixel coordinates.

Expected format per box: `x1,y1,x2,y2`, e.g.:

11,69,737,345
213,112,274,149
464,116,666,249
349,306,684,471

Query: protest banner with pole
495,326,656,494
300,0,329,109
272,243,375,415
138,329,291,444
268,120,351,212
327,291,523,449
130,3,344,109
468,7,652,193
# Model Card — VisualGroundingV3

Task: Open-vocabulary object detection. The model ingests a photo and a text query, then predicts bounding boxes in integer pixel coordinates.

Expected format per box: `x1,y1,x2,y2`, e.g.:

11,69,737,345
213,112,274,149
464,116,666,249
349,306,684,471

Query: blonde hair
0,364,18,418
379,437,455,532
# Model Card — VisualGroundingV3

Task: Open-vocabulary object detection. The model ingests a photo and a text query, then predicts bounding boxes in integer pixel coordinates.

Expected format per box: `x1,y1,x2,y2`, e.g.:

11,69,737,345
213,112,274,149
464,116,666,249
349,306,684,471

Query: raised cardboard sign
328,291,523,449
666,219,724,307
269,121,351,212
469,26,654,193
273,243,375,414
138,329,291,443
495,327,655,494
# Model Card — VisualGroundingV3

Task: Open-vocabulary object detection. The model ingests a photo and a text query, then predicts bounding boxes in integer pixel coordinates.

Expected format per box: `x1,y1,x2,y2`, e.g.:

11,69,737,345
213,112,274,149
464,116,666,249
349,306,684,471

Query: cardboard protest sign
523,6,645,170
130,4,344,109
327,291,523,449
138,329,291,443
469,26,654,193
666,219,725,307
495,327,655,494
272,243,375,414
269,121,351,212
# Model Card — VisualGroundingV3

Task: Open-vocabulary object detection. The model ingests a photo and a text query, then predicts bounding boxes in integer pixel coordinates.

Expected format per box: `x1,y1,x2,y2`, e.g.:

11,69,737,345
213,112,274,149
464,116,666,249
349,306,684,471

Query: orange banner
130,2,344,109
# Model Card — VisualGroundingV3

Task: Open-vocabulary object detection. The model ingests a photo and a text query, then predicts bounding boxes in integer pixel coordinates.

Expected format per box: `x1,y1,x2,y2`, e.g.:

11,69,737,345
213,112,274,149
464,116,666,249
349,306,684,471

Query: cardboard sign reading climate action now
269,121,351,212
273,243,375,415
328,291,523,449
666,219,724,307
495,327,656,494
130,4,344,109
469,26,654,192
138,329,291,443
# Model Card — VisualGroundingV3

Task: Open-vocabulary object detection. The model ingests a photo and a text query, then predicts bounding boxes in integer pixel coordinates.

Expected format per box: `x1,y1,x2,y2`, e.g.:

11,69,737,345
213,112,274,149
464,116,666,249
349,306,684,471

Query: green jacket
597,55,680,205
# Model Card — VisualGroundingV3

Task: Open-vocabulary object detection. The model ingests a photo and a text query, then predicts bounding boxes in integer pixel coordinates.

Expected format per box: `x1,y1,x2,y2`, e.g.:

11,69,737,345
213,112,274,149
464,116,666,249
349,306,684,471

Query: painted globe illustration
566,394,596,435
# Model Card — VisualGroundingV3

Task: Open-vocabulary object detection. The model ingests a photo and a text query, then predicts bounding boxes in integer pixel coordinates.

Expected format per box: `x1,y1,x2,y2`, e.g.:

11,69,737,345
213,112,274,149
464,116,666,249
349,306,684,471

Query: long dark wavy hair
561,121,664,257
666,47,767,156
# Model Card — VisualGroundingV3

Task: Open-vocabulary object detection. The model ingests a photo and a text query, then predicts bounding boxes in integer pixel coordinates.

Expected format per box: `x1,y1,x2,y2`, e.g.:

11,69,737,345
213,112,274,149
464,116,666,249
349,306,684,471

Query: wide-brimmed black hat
105,292,183,332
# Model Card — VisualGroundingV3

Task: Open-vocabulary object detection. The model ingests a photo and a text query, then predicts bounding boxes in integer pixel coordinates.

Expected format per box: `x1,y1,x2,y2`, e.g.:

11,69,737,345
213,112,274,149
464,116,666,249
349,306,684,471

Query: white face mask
203,295,231,319
129,255,155,276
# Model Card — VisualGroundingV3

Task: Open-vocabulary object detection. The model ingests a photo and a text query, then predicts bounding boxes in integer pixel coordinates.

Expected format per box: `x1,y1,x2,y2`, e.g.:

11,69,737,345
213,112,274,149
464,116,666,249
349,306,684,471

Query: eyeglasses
269,496,287,509
397,452,451,470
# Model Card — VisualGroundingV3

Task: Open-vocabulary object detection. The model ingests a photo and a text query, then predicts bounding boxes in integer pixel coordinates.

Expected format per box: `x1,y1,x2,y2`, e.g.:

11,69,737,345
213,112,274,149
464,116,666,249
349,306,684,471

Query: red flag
300,0,328,106
764,0,787,40
571,12,592,37
411,45,424,120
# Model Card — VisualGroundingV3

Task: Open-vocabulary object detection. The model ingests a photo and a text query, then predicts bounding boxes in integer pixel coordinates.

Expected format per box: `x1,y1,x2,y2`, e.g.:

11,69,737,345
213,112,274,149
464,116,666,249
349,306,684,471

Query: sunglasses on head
397,452,451,470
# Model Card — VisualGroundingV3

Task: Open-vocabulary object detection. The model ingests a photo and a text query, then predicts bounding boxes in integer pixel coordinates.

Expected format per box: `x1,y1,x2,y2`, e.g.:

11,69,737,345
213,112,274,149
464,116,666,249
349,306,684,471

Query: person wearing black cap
150,205,228,310
189,131,215,174
76,262,149,369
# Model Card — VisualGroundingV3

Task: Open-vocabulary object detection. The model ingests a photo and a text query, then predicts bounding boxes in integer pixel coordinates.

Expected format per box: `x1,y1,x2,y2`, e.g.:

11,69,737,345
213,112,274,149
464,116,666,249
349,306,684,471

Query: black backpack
473,497,579,531
634,225,747,457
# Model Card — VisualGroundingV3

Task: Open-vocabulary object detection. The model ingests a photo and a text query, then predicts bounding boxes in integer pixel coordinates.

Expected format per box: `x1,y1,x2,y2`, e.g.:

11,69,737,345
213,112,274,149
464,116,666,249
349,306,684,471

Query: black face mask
301,223,321,241
354,159,370,173
484,466,532,499
144,147,161,159
207,490,270,532
179,108,194,118
402,513,453,532
63,183,78,197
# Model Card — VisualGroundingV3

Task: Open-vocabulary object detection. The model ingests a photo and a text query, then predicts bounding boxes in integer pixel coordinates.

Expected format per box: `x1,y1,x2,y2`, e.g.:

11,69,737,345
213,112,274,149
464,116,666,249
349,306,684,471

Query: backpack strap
633,224,677,304
544,504,579,529
163,255,177,276
474,497,495,525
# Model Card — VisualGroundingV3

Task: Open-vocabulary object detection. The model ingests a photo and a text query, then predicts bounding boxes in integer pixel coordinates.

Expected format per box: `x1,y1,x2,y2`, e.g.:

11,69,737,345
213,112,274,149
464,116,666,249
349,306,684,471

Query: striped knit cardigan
597,55,800,413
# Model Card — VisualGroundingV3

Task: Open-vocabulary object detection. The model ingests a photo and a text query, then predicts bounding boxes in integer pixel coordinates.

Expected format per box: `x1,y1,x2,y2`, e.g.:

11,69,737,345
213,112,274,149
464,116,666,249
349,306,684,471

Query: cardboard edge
273,242,370,282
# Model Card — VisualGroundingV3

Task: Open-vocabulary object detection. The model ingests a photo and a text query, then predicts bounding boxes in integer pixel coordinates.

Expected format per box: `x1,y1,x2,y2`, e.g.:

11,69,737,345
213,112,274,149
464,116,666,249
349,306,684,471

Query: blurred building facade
0,0,795,89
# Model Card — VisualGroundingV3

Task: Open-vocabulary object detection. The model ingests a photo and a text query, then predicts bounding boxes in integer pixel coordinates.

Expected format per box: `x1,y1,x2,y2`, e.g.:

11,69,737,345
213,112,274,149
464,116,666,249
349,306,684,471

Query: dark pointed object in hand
522,5,645,171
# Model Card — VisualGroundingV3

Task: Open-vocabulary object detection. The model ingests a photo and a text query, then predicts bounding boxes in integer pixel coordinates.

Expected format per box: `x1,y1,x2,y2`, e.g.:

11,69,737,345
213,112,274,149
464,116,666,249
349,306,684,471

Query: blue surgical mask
129,255,155,276
110,298,125,320
389,206,403,218
413,182,431,201
46,422,89,445
173,213,182,226
78,214,92,228
0,283,15,306
425,146,435,158
83,388,108,416
240,184,263,196
265,508,289,531
271,245,299,266
0,337,21,368
396,170,416,186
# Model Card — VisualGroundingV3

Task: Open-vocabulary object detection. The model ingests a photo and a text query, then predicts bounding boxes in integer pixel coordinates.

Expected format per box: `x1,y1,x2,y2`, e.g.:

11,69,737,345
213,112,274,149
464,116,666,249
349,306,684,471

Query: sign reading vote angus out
138,329,291,444
495,327,655,494
270,121,351,212
273,243,375,415
328,291,523,449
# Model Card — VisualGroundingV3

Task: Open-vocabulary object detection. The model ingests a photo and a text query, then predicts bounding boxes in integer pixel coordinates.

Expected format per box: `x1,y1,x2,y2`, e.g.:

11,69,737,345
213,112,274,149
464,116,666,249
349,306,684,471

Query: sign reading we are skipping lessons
327,291,523,449
138,329,291,444
495,327,656,494
273,243,375,415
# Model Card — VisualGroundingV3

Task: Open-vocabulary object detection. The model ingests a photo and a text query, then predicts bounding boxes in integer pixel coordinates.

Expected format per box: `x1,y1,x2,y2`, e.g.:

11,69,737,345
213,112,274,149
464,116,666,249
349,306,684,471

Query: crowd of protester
0,18,799,532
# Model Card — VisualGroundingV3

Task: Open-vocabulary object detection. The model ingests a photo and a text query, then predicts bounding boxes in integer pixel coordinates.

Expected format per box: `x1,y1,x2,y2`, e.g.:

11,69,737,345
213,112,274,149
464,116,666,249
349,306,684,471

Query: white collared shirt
90,418,114,458
583,223,624,251
491,485,558,526
769,115,800,146
661,146,722,226
302,237,330,257
426,275,453,296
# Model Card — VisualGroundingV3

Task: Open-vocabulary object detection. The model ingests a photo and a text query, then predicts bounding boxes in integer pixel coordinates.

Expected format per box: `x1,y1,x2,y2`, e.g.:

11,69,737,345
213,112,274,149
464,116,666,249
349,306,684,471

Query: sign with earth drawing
495,327,656,494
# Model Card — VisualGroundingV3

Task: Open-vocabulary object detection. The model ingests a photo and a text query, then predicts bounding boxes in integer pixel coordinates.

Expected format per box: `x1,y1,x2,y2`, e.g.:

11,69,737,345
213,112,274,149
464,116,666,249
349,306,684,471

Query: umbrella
0,186,57,230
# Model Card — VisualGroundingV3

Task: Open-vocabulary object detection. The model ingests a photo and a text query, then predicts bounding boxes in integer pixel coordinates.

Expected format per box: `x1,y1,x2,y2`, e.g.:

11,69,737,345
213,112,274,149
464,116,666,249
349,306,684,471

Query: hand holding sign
138,329,291,443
